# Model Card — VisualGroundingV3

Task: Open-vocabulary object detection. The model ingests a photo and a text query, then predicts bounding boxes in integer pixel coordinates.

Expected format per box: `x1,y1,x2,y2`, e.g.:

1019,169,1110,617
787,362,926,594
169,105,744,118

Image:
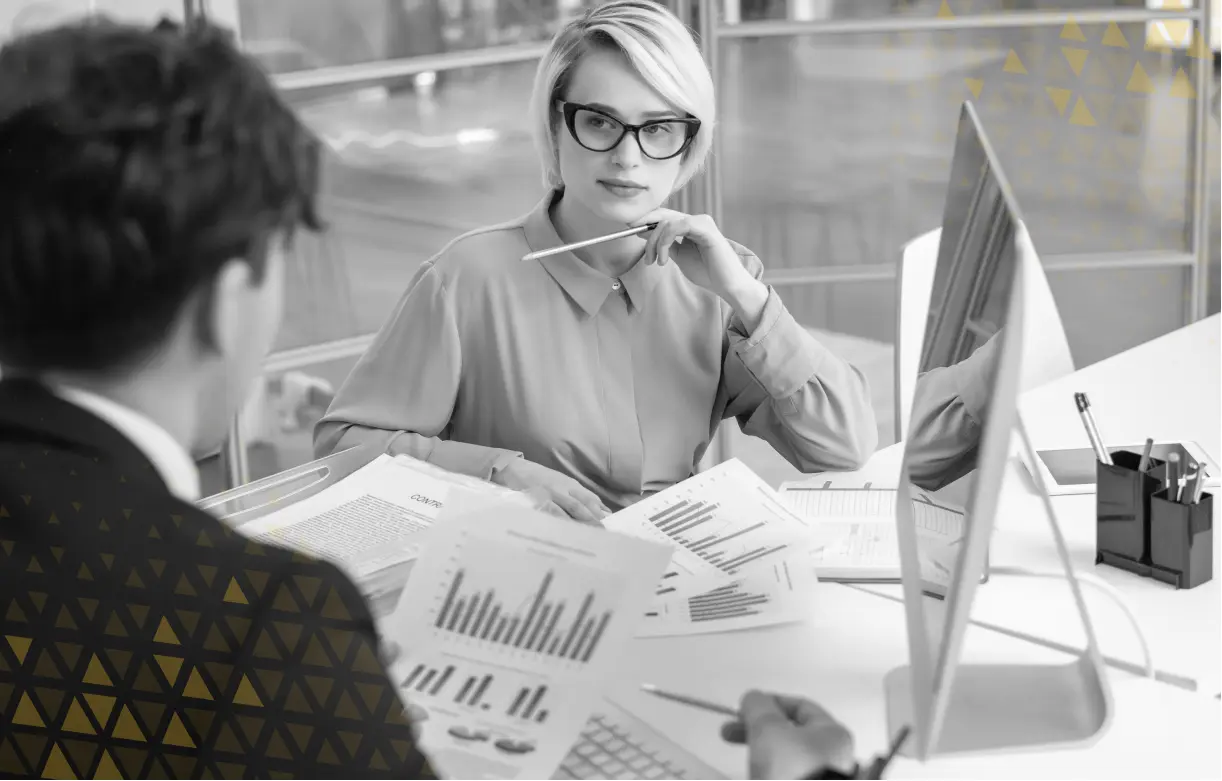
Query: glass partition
271,60,546,351
720,0,1197,25
234,0,594,71
1,0,184,38
719,22,1202,265
186,0,1216,490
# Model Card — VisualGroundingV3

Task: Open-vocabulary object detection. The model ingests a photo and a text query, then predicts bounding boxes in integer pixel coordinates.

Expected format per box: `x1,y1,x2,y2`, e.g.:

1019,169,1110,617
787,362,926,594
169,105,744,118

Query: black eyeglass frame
557,100,701,161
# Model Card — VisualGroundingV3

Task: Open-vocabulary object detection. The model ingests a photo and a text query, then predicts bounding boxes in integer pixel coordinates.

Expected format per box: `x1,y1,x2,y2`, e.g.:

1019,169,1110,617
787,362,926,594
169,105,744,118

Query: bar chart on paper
605,459,809,579
399,656,555,723
639,559,817,637
428,536,625,668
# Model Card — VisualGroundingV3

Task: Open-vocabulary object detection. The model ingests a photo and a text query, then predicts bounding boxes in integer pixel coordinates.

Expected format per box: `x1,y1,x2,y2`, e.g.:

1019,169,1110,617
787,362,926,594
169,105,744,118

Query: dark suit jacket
0,378,436,779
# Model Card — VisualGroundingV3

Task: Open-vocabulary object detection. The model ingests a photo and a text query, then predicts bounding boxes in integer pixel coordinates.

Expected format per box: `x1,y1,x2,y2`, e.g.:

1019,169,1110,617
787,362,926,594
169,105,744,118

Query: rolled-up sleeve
313,263,521,479
904,331,1001,491
721,255,878,472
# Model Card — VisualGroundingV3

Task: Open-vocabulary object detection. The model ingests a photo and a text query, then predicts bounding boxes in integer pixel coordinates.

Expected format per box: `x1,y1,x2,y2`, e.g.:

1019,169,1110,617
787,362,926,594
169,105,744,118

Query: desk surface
200,317,1221,778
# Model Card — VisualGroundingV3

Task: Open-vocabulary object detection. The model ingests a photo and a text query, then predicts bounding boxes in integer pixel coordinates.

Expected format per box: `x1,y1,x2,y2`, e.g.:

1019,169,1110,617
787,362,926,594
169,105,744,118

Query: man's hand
491,458,610,525
721,690,856,779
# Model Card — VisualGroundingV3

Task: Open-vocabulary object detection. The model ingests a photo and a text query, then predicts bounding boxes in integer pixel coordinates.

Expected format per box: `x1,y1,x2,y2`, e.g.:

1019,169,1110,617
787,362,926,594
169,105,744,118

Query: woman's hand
491,458,610,525
632,207,768,325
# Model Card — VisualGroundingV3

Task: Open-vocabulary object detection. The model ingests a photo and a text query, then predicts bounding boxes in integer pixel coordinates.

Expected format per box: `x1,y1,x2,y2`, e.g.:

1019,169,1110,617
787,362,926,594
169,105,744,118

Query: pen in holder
1150,489,1213,590
1095,450,1166,565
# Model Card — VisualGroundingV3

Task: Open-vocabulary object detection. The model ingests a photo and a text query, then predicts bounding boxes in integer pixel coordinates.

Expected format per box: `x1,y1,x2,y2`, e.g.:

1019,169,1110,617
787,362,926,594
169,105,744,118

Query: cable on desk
988,566,1154,679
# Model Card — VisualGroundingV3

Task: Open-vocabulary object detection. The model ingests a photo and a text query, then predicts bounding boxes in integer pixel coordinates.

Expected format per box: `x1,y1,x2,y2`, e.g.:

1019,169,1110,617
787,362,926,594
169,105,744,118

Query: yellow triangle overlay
155,655,184,686
84,693,116,727
112,706,145,741
1188,30,1210,58
1127,62,1155,93
1045,86,1073,116
1102,21,1129,48
163,713,196,748
1070,97,1096,126
1170,68,1196,99
183,669,214,700
14,693,44,726
154,618,180,645
1061,15,1087,41
964,77,983,98
1003,49,1027,74
95,750,122,780
42,744,76,780
1061,46,1089,77
937,0,954,17
6,635,32,664
234,675,263,707
84,655,113,686
224,579,248,605
63,699,97,734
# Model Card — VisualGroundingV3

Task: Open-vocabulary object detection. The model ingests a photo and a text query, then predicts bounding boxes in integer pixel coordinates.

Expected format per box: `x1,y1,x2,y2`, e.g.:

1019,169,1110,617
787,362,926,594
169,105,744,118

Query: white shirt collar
54,385,201,503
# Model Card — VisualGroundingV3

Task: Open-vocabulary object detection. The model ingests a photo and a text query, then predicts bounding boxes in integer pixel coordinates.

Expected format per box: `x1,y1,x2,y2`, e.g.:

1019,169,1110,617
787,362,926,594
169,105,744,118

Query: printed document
233,454,528,585
384,494,672,779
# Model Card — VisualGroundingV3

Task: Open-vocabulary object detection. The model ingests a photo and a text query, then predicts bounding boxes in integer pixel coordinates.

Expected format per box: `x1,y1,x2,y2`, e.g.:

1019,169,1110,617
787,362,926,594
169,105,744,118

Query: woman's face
555,47,688,225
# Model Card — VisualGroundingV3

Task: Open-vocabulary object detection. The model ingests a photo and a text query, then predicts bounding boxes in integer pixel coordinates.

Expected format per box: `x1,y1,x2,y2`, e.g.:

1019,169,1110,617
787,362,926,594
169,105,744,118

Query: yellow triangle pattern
1061,46,1088,77
95,750,122,779
234,675,263,707
1003,50,1026,74
1060,15,1086,41
1069,97,1096,126
84,693,116,727
62,698,96,734
7,635,32,664
153,618,180,645
1170,68,1196,99
155,655,184,686
1102,21,1129,48
183,669,214,700
42,743,76,779
14,692,45,726
223,578,248,605
111,706,144,742
163,713,196,748
82,655,111,689
1045,86,1073,116
964,77,983,98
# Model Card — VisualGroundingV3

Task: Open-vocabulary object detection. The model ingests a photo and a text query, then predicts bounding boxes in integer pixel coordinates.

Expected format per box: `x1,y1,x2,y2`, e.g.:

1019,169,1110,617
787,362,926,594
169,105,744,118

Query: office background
2,0,1217,494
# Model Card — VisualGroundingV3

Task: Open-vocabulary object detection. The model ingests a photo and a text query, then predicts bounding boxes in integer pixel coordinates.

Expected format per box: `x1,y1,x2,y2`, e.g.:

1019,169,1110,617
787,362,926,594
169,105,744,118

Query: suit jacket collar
0,377,170,494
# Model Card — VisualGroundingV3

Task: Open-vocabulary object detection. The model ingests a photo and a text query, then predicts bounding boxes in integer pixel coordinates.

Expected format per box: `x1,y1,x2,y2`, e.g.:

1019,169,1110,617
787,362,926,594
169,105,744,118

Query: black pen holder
1095,450,1167,564
1149,489,1213,590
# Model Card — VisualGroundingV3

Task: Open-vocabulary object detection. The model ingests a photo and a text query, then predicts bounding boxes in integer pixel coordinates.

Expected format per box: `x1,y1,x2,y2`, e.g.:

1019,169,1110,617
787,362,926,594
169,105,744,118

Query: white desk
200,318,1221,779
614,316,1220,777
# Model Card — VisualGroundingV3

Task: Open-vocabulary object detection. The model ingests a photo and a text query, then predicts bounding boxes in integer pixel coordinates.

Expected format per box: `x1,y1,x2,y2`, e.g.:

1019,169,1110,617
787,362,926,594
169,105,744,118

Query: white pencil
640,683,739,718
521,222,657,262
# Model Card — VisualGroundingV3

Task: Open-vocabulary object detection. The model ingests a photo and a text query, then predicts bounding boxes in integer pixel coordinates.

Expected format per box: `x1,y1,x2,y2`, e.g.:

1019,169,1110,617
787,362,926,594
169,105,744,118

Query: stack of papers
383,494,672,780
779,478,966,590
603,459,824,637
232,454,531,617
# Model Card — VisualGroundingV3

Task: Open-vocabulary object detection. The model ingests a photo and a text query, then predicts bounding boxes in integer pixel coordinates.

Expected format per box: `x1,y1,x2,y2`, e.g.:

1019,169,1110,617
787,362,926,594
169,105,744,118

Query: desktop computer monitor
886,101,1111,761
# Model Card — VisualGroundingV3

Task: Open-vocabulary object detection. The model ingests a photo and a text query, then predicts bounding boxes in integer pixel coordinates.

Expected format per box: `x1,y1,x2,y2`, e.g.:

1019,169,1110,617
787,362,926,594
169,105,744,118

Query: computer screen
891,100,1026,753
889,102,1111,761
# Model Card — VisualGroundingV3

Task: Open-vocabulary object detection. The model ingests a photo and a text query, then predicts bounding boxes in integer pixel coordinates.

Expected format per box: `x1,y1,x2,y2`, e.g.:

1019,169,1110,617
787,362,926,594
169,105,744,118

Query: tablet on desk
1029,441,1220,496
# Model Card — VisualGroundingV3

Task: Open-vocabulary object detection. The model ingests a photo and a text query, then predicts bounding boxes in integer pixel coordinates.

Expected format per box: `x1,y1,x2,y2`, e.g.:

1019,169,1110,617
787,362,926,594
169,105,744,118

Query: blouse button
612,280,622,291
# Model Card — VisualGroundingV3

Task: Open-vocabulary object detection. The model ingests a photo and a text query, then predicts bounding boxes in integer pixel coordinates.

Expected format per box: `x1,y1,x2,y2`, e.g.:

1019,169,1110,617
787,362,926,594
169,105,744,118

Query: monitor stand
884,417,1113,759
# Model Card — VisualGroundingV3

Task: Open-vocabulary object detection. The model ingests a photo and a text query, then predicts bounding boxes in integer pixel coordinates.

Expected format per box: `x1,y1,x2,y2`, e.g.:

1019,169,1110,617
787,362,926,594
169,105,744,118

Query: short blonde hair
528,0,716,192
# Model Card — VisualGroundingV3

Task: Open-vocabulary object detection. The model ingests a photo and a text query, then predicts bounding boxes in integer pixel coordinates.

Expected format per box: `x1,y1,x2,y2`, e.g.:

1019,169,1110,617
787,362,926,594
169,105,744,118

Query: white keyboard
553,698,723,780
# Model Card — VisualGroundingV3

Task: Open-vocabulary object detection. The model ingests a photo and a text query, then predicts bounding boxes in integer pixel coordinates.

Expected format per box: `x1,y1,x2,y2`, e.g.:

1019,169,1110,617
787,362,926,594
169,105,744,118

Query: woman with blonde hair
316,0,877,521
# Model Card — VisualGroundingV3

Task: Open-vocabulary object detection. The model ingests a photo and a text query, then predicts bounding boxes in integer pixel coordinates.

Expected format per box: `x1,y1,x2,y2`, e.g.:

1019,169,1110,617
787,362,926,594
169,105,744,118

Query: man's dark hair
0,17,323,374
